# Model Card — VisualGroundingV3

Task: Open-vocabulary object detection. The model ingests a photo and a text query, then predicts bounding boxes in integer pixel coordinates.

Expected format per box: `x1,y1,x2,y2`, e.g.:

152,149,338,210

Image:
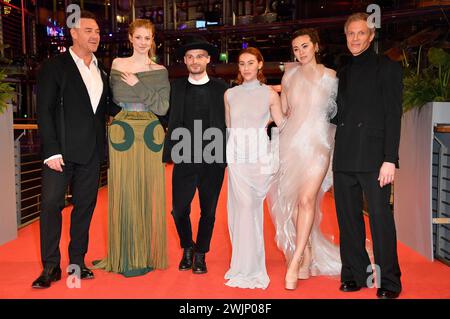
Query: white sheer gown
224,80,277,289
267,65,342,276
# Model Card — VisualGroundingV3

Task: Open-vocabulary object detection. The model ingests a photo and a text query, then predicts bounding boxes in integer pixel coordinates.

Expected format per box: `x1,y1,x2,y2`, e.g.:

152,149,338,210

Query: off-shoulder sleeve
130,69,171,116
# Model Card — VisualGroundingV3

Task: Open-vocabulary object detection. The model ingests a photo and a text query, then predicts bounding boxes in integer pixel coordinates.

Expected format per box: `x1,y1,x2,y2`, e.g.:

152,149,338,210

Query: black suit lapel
61,52,94,113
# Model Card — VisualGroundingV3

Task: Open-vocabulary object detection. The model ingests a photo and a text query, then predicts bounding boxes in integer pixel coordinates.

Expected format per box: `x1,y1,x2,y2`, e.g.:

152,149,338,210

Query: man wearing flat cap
163,35,228,274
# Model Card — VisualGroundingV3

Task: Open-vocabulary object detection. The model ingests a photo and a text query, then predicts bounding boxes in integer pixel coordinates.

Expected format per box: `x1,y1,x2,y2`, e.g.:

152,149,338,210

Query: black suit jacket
332,52,403,172
162,77,228,166
37,51,110,164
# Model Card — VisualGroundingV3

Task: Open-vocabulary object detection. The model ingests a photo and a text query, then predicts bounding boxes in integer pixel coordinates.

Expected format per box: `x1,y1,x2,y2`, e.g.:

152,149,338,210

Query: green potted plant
403,47,450,112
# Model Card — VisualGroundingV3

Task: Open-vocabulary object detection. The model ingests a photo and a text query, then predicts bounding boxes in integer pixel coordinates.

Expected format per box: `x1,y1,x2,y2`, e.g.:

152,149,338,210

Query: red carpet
0,165,449,299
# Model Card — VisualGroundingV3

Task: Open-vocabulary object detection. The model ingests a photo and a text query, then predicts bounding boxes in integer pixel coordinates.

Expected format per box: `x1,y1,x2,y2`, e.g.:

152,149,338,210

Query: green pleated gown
93,68,170,277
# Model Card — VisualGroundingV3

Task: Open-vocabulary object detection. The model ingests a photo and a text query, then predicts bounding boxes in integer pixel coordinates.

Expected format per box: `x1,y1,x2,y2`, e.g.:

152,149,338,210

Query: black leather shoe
377,288,400,299
80,265,94,279
192,253,207,274
339,280,362,292
68,264,94,280
179,247,194,271
31,267,62,289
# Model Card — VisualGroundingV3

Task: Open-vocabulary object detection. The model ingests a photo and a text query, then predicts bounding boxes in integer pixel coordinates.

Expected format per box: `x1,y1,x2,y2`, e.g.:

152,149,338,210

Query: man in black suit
32,11,110,288
162,36,228,274
332,13,402,299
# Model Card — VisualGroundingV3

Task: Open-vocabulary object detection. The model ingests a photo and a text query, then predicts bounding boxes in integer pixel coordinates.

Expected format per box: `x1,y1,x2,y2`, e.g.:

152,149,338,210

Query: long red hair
235,47,266,85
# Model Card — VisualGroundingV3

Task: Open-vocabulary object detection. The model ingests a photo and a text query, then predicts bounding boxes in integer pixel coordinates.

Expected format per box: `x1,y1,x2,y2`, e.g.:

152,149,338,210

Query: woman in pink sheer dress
268,28,341,290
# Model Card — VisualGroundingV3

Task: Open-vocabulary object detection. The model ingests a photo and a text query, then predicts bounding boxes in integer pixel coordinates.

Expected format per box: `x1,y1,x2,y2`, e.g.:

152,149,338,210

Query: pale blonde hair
344,13,375,34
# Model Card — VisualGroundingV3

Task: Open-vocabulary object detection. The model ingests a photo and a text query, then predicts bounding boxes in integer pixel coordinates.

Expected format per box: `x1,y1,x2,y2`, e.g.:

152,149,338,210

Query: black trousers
171,163,225,254
333,171,402,293
39,150,100,269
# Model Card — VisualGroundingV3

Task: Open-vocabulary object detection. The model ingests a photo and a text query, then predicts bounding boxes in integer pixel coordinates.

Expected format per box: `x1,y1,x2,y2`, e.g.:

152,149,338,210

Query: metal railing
13,123,108,228
432,125,450,266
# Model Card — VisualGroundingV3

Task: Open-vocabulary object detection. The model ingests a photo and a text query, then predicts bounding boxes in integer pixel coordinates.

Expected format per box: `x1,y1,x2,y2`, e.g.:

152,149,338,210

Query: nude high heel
285,255,302,290
298,244,312,280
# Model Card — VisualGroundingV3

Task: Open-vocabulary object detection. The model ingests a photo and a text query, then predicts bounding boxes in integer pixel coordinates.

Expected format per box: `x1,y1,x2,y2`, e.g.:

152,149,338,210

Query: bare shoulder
111,57,128,71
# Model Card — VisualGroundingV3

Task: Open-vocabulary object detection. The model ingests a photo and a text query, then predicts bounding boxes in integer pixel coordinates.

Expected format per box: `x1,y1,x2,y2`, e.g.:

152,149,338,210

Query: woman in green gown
94,19,170,277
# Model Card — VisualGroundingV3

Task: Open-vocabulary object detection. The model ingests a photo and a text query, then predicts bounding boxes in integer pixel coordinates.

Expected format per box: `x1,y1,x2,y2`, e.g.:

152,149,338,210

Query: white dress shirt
69,47,103,114
44,48,104,164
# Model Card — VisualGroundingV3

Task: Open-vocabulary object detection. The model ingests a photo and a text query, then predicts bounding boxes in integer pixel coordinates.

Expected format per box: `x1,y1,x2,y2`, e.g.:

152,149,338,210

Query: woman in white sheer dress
268,28,341,290
224,47,285,289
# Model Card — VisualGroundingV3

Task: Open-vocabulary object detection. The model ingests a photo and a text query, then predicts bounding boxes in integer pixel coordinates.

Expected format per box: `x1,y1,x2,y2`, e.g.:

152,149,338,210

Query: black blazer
162,77,228,166
332,52,403,172
37,51,110,164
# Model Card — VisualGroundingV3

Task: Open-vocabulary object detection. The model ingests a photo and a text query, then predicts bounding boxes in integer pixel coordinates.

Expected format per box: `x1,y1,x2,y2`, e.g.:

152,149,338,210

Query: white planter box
0,106,17,245
394,102,450,261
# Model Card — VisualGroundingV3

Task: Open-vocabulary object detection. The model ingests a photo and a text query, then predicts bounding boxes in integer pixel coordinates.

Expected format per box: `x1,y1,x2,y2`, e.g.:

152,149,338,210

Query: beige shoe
285,278,298,290
285,255,302,290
